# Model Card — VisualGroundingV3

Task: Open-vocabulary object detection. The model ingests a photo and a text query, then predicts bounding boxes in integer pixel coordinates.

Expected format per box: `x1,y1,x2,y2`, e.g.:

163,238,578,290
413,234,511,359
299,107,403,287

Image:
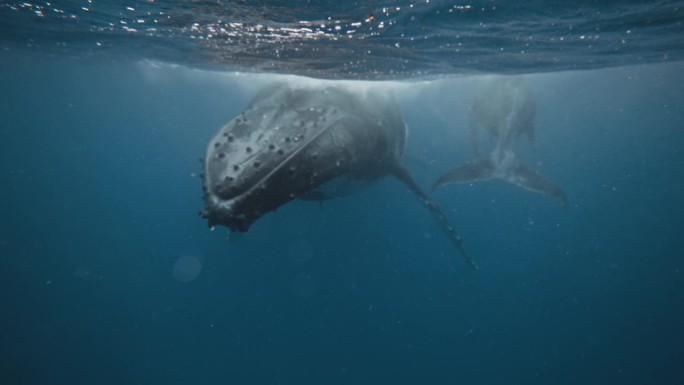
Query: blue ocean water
1,1,684,385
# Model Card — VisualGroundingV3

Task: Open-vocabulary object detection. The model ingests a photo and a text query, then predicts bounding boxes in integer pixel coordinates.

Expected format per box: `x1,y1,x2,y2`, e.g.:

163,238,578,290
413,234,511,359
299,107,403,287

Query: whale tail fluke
433,154,566,207
432,158,496,190
504,158,567,207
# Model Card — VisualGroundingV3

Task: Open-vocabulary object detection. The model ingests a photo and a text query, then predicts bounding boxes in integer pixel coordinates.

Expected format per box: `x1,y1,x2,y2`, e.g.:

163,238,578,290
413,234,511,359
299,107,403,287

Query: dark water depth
1,52,683,384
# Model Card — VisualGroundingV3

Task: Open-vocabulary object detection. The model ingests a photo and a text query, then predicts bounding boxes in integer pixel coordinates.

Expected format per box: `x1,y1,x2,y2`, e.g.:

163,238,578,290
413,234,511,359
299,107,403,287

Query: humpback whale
200,84,477,269
433,77,567,206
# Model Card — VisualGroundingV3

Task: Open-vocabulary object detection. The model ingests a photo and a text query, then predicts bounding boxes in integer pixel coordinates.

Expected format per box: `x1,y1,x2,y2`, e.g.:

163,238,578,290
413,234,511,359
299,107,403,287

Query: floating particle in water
172,255,203,282
73,265,92,278
288,239,314,264
291,272,316,299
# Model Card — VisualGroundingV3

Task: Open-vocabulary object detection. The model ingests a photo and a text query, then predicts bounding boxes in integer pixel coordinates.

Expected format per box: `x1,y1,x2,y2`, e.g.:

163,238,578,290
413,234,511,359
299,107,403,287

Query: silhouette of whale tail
433,152,567,207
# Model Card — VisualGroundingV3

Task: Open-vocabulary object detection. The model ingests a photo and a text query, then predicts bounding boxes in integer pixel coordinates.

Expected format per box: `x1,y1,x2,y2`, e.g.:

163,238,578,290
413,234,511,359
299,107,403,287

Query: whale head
200,85,404,231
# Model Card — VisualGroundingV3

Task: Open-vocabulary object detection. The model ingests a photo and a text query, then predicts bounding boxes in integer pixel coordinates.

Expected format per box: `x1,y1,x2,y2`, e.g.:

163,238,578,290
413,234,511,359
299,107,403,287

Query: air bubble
172,255,203,283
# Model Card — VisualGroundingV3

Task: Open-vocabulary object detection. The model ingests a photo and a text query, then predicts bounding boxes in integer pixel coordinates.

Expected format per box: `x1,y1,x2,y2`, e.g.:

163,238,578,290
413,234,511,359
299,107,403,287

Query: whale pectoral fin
526,127,537,152
431,158,495,191
391,163,478,270
506,161,567,207
469,112,481,157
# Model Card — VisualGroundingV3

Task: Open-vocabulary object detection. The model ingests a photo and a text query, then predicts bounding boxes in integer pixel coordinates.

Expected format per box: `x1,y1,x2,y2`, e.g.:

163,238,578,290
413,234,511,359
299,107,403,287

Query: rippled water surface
2,0,683,78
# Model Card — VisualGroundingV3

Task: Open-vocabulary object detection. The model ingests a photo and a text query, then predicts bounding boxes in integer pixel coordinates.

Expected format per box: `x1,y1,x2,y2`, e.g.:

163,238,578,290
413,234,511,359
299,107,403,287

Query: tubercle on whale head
200,142,334,233
199,85,363,232
201,144,343,232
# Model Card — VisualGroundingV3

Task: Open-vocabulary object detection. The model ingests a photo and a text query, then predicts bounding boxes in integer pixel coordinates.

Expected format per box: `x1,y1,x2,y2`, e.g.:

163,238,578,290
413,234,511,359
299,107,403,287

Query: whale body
200,84,477,268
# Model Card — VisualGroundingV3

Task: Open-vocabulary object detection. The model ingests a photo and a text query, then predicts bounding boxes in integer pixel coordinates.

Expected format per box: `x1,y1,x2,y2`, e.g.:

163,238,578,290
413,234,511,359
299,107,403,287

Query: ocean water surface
1,1,683,384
